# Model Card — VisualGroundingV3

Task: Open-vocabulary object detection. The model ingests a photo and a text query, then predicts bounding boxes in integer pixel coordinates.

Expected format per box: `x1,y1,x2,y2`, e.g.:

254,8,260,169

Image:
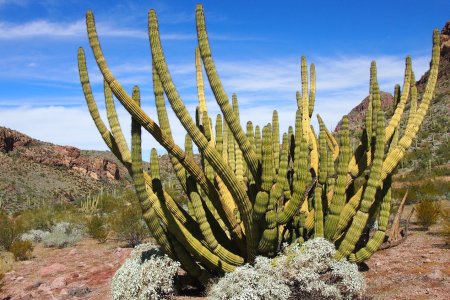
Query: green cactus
78,4,440,283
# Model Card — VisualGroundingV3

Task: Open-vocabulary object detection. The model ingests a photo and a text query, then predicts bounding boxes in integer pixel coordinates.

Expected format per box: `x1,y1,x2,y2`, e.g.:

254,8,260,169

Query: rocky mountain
336,21,450,171
0,127,132,212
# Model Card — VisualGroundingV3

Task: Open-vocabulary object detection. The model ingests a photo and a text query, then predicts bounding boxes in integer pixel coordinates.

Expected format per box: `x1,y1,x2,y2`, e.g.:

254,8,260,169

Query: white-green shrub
111,243,180,300
208,238,365,300
20,229,49,243
208,256,291,300
41,222,84,248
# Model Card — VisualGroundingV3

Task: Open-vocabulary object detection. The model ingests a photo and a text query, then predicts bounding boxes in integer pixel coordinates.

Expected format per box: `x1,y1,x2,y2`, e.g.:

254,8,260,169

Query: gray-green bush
111,243,180,300
208,238,365,300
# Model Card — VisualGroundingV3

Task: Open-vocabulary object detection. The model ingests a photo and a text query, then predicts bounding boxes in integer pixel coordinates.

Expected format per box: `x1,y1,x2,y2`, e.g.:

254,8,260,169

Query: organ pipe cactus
77,4,440,283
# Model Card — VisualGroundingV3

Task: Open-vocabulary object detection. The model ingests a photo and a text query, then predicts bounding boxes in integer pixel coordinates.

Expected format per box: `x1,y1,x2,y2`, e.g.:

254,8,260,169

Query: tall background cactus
78,4,440,284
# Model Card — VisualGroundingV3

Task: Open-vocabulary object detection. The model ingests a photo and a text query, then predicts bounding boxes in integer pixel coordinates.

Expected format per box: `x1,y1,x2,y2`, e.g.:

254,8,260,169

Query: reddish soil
1,223,448,300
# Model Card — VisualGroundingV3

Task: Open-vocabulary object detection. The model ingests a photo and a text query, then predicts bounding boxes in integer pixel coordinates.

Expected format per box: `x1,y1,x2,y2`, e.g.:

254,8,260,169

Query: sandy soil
1,222,448,300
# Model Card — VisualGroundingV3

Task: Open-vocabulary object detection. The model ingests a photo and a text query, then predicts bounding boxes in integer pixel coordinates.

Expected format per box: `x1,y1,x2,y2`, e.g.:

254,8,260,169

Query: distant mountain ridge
0,126,131,212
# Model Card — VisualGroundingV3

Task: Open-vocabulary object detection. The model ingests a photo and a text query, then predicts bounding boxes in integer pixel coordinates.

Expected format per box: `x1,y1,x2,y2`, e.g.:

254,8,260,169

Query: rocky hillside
0,127,132,212
336,21,450,171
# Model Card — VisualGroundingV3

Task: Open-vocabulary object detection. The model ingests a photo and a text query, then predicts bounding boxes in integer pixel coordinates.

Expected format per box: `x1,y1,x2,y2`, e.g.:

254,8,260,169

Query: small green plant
110,207,149,247
0,209,24,251
87,214,108,243
415,200,441,229
9,240,33,261
441,207,450,244
0,272,4,292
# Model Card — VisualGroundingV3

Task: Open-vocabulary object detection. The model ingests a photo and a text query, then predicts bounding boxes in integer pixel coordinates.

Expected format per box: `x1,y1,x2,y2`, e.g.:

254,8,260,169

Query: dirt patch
0,238,131,300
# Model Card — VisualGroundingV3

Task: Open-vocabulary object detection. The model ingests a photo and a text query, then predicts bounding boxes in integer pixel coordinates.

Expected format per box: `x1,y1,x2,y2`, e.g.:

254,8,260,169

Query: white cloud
0,19,194,40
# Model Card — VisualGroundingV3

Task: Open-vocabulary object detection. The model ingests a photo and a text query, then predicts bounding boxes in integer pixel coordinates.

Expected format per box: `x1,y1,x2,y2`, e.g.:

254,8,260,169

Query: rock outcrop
0,127,120,181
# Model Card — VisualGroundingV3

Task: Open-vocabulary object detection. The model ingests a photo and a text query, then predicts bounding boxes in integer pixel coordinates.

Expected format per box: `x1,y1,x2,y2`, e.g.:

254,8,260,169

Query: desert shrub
440,207,450,244
208,256,291,300
0,210,25,251
0,251,14,274
41,222,84,248
0,272,4,291
110,206,149,247
87,214,108,243
208,238,365,300
111,243,180,300
17,203,85,232
16,206,53,231
20,229,50,243
392,179,449,204
9,240,33,261
415,200,441,229
95,190,131,214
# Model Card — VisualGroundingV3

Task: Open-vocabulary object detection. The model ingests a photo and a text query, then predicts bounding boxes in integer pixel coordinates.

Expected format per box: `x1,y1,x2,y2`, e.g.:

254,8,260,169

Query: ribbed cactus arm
325,116,350,239
308,64,316,118
384,57,412,141
407,72,417,125
336,111,385,259
130,92,176,259
196,47,208,121
195,5,260,182
104,80,131,163
272,110,280,173
152,62,188,194
317,115,339,162
149,8,257,261
77,47,130,171
276,110,307,225
187,182,244,266
382,29,440,180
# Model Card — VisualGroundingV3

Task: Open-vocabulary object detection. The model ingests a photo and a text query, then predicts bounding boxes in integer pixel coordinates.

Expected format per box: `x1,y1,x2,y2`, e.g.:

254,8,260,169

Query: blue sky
0,0,448,157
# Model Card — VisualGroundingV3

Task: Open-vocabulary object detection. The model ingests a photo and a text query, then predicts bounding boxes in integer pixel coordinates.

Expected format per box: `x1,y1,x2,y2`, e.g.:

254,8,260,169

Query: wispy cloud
0,19,195,40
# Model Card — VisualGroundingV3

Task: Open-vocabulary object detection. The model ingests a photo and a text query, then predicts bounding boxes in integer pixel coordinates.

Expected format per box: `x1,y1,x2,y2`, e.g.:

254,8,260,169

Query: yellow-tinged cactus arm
336,111,385,259
150,148,160,179
308,64,316,118
188,187,244,266
309,126,319,175
196,47,207,121
314,121,328,237
130,100,175,259
152,62,188,194
215,114,223,155
317,115,339,161
406,72,417,128
232,94,244,182
77,48,131,171
214,174,244,241
382,29,440,180
349,176,392,262
277,110,307,224
104,80,131,163
325,116,350,239
385,56,412,141
272,110,280,173
196,5,260,181
261,124,274,192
